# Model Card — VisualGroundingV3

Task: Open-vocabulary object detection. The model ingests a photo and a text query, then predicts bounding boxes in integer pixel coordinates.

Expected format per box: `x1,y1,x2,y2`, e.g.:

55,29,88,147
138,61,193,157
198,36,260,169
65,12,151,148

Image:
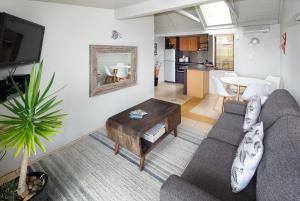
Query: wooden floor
154,82,222,125
181,98,217,125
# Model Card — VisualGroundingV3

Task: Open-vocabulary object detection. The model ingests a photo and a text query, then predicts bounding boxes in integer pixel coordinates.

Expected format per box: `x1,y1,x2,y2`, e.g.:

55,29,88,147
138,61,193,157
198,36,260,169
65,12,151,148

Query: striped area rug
30,124,206,201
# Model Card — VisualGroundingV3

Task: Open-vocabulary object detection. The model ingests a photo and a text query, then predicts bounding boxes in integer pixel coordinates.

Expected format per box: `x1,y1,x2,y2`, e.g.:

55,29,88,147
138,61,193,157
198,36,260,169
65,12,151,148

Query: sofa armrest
224,101,247,116
160,175,221,201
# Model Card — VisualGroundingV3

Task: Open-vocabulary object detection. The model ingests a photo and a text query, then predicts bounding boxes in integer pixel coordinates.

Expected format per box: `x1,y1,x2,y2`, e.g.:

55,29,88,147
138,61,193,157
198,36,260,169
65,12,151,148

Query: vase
154,77,158,86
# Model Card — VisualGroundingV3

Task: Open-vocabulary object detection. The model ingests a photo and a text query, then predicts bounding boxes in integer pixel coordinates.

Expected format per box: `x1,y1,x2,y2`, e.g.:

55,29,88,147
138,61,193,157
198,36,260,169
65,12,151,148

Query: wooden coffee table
106,98,181,171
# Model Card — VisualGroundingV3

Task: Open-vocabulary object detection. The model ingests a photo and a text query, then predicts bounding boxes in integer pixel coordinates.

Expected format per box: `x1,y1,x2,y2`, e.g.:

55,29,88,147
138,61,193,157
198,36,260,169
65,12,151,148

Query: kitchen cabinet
198,34,209,51
184,70,187,95
175,71,184,84
165,37,177,49
187,69,209,99
179,36,198,51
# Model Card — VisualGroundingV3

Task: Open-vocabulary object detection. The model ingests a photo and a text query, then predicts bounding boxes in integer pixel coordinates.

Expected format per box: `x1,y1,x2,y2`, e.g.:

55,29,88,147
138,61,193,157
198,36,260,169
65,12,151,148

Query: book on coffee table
142,123,166,143
129,109,148,119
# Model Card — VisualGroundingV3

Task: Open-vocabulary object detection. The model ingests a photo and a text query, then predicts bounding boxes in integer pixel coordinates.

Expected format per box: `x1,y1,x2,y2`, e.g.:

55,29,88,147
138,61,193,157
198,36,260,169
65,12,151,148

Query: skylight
200,1,232,26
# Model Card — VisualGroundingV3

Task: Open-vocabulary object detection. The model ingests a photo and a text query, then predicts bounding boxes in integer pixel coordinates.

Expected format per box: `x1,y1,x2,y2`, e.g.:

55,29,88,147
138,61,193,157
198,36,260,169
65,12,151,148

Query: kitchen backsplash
182,51,209,63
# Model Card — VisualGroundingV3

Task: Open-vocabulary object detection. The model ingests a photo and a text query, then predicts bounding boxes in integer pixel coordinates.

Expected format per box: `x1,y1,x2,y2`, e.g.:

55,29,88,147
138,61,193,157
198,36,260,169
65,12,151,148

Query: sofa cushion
160,175,221,201
231,122,264,193
243,96,261,132
224,100,247,116
256,116,300,201
260,89,300,130
208,113,244,146
182,138,256,201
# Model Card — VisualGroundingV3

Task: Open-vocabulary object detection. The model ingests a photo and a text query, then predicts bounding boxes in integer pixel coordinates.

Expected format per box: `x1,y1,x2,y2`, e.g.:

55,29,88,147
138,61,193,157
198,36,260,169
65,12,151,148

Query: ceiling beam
195,7,206,29
224,0,238,19
176,10,200,23
115,0,220,20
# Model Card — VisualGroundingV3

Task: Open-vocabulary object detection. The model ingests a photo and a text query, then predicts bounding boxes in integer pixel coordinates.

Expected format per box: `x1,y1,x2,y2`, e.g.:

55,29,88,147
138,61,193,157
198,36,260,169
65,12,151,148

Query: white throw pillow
231,122,264,193
247,122,264,141
243,96,262,132
260,96,268,105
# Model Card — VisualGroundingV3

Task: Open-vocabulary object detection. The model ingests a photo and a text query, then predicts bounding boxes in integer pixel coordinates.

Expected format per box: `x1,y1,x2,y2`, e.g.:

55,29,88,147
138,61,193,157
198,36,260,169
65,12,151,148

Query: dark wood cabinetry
198,34,209,51
178,34,209,51
165,37,177,49
165,35,209,51
179,36,198,51
175,71,184,84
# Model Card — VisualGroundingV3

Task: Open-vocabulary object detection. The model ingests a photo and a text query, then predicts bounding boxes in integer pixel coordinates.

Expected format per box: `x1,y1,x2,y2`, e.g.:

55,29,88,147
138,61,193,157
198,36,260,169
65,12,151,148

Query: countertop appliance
164,49,176,82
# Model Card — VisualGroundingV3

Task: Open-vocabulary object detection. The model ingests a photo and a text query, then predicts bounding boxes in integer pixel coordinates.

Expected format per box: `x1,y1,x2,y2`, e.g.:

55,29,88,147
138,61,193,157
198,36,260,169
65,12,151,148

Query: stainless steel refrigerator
164,49,176,82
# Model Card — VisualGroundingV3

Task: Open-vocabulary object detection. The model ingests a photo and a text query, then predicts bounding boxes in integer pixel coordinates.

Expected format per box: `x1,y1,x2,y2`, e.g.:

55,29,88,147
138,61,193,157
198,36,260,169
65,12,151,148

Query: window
214,34,234,71
200,1,232,26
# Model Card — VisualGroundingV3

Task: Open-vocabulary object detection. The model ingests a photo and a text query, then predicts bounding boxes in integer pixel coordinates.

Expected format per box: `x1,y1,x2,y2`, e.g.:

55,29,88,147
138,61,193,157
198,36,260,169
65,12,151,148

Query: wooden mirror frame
89,45,137,96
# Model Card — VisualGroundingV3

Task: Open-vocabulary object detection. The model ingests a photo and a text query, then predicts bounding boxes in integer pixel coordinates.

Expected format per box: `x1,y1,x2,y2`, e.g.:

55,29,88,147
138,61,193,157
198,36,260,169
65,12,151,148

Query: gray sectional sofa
160,89,300,201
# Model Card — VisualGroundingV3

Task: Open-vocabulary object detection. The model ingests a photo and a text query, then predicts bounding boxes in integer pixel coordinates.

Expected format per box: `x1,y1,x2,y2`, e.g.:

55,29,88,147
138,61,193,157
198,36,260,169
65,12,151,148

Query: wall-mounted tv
0,12,45,68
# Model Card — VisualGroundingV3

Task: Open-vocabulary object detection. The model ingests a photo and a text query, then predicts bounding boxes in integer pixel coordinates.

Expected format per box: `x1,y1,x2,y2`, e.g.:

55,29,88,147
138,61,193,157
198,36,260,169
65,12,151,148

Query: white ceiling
155,0,282,34
34,0,150,9
33,0,282,35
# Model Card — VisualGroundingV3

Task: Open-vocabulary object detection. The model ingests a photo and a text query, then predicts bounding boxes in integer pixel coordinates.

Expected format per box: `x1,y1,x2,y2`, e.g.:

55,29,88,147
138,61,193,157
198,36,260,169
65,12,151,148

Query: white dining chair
224,72,239,92
241,84,271,104
224,72,238,77
116,67,129,81
104,65,115,83
265,75,280,93
213,77,237,111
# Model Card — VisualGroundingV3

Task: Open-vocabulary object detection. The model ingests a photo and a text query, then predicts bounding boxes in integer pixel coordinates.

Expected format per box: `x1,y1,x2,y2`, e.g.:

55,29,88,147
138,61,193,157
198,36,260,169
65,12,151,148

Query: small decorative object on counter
205,63,214,68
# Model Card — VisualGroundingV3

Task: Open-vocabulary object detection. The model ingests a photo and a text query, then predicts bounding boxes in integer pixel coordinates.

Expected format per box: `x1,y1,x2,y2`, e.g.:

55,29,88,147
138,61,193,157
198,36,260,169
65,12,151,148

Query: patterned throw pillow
243,96,262,132
231,122,264,193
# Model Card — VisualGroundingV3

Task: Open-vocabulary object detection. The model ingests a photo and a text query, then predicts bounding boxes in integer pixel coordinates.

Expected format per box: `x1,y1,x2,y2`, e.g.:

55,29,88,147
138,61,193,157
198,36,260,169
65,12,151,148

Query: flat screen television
0,12,45,68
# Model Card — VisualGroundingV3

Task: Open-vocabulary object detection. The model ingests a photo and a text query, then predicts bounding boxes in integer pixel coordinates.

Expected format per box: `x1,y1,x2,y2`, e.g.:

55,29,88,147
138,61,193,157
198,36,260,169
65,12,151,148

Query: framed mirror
89,45,137,96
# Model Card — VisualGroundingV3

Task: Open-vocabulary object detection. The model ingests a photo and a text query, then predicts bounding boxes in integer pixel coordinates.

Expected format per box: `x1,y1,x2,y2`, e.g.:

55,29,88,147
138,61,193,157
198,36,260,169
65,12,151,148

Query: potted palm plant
0,62,65,200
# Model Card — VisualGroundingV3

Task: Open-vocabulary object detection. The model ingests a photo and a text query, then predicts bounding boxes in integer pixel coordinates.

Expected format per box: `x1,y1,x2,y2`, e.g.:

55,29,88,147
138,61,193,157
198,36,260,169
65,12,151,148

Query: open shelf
141,118,169,155
141,132,170,155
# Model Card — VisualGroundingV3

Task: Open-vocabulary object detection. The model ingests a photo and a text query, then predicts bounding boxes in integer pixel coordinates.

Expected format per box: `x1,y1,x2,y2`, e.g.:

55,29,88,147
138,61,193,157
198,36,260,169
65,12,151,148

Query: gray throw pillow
243,96,261,132
231,122,264,193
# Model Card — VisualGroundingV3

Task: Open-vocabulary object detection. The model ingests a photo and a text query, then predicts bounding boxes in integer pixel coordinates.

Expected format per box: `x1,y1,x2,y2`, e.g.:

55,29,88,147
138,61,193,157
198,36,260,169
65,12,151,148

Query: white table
109,65,131,70
220,77,271,101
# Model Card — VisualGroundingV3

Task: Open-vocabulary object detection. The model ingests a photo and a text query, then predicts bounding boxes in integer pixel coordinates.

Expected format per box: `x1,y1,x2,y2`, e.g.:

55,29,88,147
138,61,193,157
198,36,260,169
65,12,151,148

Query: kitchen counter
183,68,210,98
187,64,213,71
177,63,214,71
176,62,204,65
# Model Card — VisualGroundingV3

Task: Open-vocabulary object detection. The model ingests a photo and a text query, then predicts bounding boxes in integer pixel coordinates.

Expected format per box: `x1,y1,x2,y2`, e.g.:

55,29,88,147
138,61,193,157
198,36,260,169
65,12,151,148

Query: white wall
234,25,281,79
209,25,281,94
154,37,165,83
0,0,154,177
280,0,300,104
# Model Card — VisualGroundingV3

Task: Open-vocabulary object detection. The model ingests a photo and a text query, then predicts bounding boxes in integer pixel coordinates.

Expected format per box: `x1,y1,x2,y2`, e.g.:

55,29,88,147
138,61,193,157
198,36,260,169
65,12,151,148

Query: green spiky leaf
0,61,66,157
